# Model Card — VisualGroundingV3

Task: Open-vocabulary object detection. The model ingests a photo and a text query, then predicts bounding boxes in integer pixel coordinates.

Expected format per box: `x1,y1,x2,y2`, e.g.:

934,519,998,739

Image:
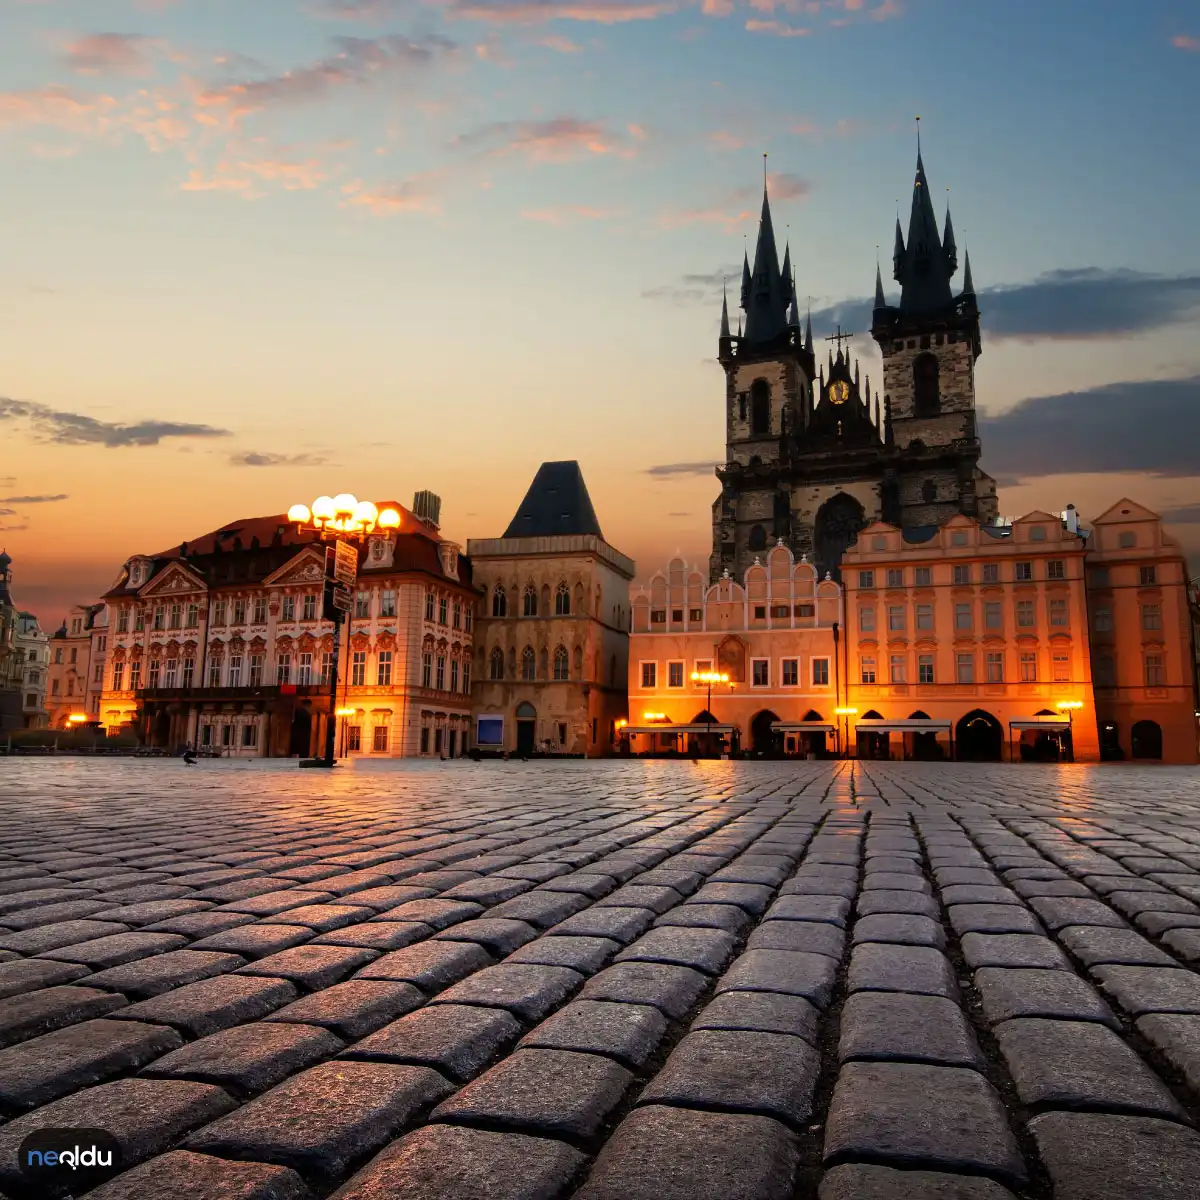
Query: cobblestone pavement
3,759,1200,1199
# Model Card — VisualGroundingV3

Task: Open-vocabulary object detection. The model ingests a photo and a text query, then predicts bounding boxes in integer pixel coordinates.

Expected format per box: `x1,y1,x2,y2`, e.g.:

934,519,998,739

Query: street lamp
835,707,858,759
290,494,402,769
1056,700,1083,763
335,706,355,758
691,670,730,757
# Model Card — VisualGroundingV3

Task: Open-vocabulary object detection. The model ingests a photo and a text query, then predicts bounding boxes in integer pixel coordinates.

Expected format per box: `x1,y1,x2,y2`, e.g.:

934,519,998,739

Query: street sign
331,540,357,589
330,583,353,612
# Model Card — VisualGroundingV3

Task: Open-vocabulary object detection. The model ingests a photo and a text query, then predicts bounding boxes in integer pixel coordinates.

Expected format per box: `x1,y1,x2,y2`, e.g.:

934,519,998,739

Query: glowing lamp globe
311,496,336,523
287,504,312,525
353,500,379,528
377,508,401,530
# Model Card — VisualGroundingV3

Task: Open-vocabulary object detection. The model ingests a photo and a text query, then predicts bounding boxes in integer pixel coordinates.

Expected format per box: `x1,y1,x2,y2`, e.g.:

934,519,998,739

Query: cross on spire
825,324,854,354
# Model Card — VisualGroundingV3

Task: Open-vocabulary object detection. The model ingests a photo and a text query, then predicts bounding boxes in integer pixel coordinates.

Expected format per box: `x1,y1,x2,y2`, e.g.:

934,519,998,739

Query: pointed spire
854,359,860,390
720,282,730,338
892,216,906,284
742,163,790,345
897,129,955,314
740,249,751,310
804,307,813,352
781,242,792,295
942,196,958,276
874,261,887,310
874,390,881,433
962,248,975,296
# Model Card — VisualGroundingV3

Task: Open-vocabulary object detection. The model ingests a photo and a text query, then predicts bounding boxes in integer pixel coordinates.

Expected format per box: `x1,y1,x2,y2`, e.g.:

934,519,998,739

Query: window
916,604,934,631
548,646,566,681
651,609,666,624
112,663,125,691
1052,653,1070,683
25,693,36,709
951,531,968,547
221,723,233,748
985,651,1003,682
52,677,62,697
770,605,789,619
302,594,317,622
858,570,875,589
1139,566,1157,586
355,592,370,619
887,569,903,588
753,605,766,621
668,661,684,688
953,564,970,585
97,635,106,651
955,603,973,631
491,588,506,618
422,652,432,688
1016,600,1035,628
522,587,537,618
641,662,657,689
1047,560,1066,580
134,609,145,632
230,600,244,626
1118,531,1136,549
1049,599,1069,627
66,677,76,696
182,658,195,688
889,655,906,684
170,603,183,630
439,596,448,625
1090,568,1110,587
420,727,430,754
373,725,389,752
206,659,220,687
347,726,362,752
153,607,165,631
450,600,461,629
350,651,366,686
1019,651,1037,682
982,563,999,584
132,660,147,689
860,607,876,632
918,655,934,684
861,656,877,685
521,647,535,681
94,663,105,685
1145,654,1165,686
70,647,78,665
54,647,63,665
201,724,213,747
373,651,391,686
489,648,504,680
186,603,200,628
276,655,291,685
888,606,906,632
689,608,703,622
320,652,331,685
1094,606,1113,633
1030,526,1046,542
812,658,830,686
913,353,940,416
752,659,769,687
435,655,446,690
872,536,887,551
782,659,799,686
794,604,815,618
247,655,262,687
242,723,258,748
956,653,974,684
464,607,473,632
750,379,771,435
371,589,393,619
297,653,312,685
281,596,295,622
695,659,713,675
228,655,243,687
253,598,267,624
462,660,471,691
421,590,434,622
1141,604,1161,631
117,609,129,633
1015,562,1033,582
915,567,932,587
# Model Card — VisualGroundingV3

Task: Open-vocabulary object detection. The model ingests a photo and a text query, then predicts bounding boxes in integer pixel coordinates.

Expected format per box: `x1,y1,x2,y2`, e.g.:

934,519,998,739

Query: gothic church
710,146,998,583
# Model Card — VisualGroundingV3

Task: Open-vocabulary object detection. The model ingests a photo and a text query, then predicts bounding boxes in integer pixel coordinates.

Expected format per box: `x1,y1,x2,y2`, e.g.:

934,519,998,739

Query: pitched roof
502,461,604,540
895,151,956,316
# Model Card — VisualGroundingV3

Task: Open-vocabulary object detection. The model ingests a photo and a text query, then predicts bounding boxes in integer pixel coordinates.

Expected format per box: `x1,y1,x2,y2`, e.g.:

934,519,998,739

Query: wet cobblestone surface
2,758,1200,1198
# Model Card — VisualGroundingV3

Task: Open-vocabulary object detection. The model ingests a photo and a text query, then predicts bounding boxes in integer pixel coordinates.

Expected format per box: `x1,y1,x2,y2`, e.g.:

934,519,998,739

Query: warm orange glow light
835,707,858,716
1056,701,1084,711
377,508,401,530
67,713,88,724
691,670,730,685
335,707,355,717
643,712,668,722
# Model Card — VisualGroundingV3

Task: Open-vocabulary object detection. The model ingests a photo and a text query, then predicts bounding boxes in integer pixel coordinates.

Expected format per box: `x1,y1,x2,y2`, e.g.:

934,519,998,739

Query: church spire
892,217,905,284
896,129,956,315
804,307,813,352
740,249,751,310
720,282,730,338
874,261,887,310
741,159,790,345
962,248,975,296
942,199,958,276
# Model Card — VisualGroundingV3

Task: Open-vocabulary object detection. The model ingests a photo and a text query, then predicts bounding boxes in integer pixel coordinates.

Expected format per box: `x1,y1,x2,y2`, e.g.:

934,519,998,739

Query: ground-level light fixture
67,713,88,724
835,707,858,716
335,707,355,718
1056,700,1084,712
691,670,730,685
643,712,668,722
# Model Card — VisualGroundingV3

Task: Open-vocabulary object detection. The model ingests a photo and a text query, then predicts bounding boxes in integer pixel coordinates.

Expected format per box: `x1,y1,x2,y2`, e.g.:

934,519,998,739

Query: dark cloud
1160,503,1200,524
643,264,740,305
646,265,1200,345
646,461,718,477
230,451,330,467
0,493,68,504
0,523,29,533
979,375,1200,482
0,397,230,447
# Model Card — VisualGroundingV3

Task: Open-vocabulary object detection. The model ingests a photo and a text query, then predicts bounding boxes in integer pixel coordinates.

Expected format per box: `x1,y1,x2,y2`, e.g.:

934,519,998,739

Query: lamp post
835,707,858,759
287,494,402,769
691,670,730,758
1056,700,1083,763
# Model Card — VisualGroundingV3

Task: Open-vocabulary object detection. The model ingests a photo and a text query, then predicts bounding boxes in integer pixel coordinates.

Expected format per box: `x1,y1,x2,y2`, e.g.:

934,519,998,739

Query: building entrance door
515,701,536,756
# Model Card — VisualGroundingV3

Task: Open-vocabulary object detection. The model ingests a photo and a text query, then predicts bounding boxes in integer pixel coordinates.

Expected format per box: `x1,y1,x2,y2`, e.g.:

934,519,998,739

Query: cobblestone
6,759,1200,1197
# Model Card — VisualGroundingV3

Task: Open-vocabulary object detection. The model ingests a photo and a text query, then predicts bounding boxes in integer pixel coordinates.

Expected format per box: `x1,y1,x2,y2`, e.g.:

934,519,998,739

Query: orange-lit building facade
1085,500,1199,764
99,496,480,759
628,544,844,755
841,510,1100,762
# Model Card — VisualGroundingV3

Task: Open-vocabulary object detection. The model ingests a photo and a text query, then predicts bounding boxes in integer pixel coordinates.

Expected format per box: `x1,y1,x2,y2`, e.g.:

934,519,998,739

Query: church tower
870,138,998,527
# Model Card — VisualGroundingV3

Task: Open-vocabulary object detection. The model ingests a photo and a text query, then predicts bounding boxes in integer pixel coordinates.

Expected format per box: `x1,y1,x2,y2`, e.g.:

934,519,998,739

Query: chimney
413,491,442,529
1062,504,1079,535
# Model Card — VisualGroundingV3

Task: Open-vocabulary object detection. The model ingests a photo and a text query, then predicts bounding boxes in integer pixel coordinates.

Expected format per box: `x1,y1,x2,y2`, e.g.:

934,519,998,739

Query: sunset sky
2,0,1198,628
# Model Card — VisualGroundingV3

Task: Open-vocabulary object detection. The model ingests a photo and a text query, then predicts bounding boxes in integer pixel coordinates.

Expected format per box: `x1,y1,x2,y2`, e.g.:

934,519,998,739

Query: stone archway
1131,720,1163,761
750,709,782,757
515,701,537,757
957,709,1002,762
814,493,866,581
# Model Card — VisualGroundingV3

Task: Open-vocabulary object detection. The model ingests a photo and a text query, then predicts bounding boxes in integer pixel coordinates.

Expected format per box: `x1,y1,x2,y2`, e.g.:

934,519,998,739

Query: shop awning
855,719,952,733
1010,719,1070,731
623,724,736,735
771,722,836,733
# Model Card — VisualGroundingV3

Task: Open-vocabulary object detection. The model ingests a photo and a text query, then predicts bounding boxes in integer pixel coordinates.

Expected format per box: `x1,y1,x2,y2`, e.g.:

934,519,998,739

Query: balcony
140,685,327,703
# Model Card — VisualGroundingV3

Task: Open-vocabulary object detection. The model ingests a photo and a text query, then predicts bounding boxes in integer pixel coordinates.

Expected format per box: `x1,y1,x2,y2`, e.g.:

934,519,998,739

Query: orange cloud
0,85,119,132
448,0,677,23
659,169,811,229
340,173,444,215
745,18,810,35
61,33,159,76
1173,34,1199,51
455,116,639,162
537,34,583,50
521,204,615,223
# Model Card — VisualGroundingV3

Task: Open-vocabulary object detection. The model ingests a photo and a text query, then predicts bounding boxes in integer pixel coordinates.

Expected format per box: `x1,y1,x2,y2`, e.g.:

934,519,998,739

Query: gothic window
523,586,538,617
738,394,747,421
521,646,536,681
492,586,507,617
490,647,504,680
922,479,937,504
814,493,867,581
555,583,570,616
750,379,771,435
913,353,940,417
748,525,767,553
553,645,569,680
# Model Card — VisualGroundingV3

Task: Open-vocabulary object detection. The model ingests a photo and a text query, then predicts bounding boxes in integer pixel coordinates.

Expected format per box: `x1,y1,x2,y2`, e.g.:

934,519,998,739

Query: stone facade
47,603,107,728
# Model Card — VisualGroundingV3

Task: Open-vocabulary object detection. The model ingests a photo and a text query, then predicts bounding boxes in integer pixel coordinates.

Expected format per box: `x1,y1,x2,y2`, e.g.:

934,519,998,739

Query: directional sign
330,583,353,612
331,540,357,589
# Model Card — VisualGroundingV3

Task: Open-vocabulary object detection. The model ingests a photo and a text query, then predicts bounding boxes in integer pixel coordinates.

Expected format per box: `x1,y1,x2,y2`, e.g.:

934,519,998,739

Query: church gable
263,546,328,589
1092,498,1159,525
139,562,207,598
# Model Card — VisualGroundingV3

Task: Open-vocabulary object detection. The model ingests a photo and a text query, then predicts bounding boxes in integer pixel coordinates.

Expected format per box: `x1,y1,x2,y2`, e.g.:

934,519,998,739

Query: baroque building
468,461,633,756
47,603,107,728
99,493,478,758
711,146,998,585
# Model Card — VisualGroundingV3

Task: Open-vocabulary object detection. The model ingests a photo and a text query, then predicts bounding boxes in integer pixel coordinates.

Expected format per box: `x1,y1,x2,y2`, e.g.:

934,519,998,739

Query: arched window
750,379,771,435
522,586,538,617
574,582,586,615
555,583,570,616
921,479,937,504
489,647,504,680
492,586,507,618
521,646,536,681
913,353,940,416
748,525,767,552
553,645,569,680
